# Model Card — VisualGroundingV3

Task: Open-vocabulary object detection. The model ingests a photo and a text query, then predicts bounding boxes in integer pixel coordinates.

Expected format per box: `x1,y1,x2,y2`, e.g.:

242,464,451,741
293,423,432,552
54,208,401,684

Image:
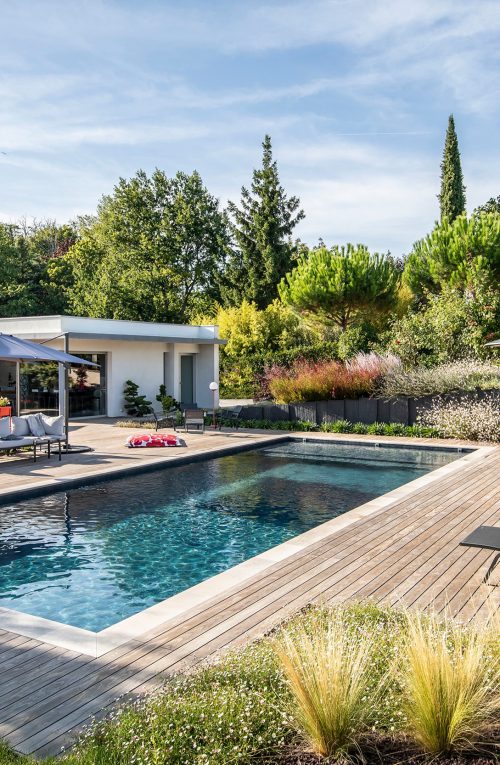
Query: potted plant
0,396,12,418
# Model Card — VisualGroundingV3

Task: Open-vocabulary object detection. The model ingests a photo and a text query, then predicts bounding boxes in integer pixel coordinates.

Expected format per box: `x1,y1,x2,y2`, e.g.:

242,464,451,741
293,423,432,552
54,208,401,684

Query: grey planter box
239,389,500,427
317,399,345,423
289,402,317,423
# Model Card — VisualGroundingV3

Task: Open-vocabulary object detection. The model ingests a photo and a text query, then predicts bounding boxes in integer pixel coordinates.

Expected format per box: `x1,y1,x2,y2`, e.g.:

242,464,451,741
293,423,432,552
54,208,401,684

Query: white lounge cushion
11,416,30,437
0,436,36,449
0,418,10,438
25,414,46,438
40,413,65,437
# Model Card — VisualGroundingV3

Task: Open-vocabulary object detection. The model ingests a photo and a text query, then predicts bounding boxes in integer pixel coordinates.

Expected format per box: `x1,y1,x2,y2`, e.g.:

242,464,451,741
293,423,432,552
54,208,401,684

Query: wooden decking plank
312,474,499,608
400,502,500,611
0,651,90,712
366,496,500,608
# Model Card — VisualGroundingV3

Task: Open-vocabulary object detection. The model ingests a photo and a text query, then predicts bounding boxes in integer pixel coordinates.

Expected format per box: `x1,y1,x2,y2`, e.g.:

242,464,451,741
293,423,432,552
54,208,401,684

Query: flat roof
0,315,226,345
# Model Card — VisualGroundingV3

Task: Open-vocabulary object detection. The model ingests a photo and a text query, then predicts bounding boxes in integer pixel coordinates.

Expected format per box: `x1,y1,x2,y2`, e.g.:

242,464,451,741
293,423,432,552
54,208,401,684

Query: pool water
0,441,462,631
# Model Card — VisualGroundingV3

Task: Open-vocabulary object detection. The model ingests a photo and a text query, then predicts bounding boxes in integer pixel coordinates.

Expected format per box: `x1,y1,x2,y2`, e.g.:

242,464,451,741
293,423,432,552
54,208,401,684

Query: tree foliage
279,245,401,331
0,220,75,317
385,277,500,367
404,212,500,297
224,135,305,309
473,195,500,216
62,170,229,323
438,115,466,223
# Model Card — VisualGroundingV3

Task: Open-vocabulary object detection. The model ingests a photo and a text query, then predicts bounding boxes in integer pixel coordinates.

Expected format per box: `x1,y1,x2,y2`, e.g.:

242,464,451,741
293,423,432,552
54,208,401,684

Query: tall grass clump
401,611,500,756
418,394,500,441
273,608,388,759
378,359,500,398
264,353,398,403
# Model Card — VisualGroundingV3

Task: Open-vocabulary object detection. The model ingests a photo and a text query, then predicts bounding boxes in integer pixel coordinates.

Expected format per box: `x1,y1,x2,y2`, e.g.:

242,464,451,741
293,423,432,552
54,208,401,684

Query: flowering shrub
66,641,292,765
378,360,500,398
417,395,500,442
262,354,398,403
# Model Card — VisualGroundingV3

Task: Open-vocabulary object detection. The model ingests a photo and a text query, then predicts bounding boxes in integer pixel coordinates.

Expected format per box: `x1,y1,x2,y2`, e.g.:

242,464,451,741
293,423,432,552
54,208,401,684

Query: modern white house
0,316,224,418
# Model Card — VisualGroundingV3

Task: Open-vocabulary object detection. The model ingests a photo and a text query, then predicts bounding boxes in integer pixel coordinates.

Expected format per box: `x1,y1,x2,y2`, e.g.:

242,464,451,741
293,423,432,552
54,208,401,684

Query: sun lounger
460,525,500,584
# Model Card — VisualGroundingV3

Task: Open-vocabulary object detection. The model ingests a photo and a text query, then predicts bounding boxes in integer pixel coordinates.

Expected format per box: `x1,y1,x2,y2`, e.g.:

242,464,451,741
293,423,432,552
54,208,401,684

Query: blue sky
0,0,499,255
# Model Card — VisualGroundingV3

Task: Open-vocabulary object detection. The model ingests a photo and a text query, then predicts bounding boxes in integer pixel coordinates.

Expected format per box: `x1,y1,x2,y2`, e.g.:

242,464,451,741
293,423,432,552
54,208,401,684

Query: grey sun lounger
460,525,500,584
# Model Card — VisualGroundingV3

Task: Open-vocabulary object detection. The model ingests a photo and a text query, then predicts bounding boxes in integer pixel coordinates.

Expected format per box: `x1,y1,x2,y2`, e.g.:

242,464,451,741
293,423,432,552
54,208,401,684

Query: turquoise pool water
0,440,462,631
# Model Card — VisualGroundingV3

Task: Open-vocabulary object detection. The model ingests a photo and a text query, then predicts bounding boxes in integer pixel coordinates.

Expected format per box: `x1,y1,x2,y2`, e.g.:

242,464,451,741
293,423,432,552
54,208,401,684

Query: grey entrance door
180,355,194,405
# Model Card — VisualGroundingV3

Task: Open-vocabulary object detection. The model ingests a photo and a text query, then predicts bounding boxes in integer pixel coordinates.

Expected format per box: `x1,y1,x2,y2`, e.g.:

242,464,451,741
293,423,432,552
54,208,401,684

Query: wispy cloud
0,0,498,254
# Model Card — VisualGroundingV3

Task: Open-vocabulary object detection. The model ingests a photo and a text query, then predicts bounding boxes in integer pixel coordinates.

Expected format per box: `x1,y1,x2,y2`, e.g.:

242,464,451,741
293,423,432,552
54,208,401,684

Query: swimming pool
0,440,464,632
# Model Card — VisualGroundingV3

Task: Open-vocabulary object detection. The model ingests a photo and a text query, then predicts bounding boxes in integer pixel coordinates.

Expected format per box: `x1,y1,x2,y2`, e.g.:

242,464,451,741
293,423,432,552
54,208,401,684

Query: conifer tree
224,135,305,309
438,115,466,222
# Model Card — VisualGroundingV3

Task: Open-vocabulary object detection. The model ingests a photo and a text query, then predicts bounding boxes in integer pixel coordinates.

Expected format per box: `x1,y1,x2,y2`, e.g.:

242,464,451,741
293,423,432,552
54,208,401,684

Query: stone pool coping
0,437,495,657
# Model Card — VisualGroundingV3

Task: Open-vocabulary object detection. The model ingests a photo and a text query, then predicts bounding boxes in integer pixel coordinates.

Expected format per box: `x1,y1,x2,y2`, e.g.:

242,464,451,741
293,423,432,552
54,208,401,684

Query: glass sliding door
68,354,107,417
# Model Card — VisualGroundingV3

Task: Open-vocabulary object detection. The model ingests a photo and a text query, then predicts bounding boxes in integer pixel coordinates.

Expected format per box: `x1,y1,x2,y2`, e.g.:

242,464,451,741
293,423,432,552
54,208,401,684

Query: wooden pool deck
0,422,498,758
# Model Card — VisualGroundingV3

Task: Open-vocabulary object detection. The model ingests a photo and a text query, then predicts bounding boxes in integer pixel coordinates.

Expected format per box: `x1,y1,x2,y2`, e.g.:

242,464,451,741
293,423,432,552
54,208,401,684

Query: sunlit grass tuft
401,610,499,755
273,608,388,760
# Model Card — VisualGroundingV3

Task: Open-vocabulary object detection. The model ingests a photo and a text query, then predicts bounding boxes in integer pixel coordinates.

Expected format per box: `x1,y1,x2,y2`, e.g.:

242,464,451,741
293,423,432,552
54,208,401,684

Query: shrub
418,394,500,441
123,379,152,417
384,282,500,366
401,611,499,755
272,608,389,758
378,360,500,398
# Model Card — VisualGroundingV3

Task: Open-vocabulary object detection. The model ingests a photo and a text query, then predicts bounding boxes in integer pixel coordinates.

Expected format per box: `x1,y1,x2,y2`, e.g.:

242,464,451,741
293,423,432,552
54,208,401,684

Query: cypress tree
438,115,466,222
224,135,305,309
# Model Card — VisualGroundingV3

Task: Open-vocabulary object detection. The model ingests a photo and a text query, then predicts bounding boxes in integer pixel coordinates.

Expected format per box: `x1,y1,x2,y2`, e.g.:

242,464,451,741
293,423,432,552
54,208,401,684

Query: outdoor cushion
40,413,65,436
0,436,36,449
0,418,10,438
25,414,46,438
11,416,30,437
126,433,181,448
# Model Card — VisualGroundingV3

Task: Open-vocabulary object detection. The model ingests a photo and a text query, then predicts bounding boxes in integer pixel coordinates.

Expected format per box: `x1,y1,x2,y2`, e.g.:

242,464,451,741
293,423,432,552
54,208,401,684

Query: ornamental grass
272,608,390,760
265,354,399,403
400,611,500,756
378,359,500,398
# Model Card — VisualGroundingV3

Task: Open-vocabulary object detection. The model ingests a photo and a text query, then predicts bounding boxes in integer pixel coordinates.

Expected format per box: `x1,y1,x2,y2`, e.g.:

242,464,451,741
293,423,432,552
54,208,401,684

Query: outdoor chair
460,525,500,584
219,405,243,430
143,408,179,432
184,408,205,433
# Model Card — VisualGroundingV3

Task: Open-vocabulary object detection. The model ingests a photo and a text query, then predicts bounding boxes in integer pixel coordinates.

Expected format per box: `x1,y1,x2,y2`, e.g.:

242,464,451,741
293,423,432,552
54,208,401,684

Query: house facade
0,316,223,418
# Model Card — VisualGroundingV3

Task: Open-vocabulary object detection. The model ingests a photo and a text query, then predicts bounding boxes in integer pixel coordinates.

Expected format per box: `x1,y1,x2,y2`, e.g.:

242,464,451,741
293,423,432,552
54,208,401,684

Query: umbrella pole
15,361,20,417
64,333,70,450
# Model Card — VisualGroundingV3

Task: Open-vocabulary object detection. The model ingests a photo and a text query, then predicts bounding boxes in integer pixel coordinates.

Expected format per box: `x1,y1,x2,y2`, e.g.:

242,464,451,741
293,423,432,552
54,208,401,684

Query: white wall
41,337,218,416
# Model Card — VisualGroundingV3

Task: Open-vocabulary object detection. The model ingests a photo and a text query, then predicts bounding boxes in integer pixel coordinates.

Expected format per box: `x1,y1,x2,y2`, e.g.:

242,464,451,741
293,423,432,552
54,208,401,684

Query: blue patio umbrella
0,333,98,366
0,333,99,447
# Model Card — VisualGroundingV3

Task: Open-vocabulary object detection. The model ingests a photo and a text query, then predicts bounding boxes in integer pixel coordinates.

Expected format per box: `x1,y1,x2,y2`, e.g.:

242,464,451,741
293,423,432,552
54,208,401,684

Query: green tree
62,170,229,323
404,212,500,297
438,115,466,222
0,219,77,317
279,245,400,331
473,195,500,216
224,135,305,309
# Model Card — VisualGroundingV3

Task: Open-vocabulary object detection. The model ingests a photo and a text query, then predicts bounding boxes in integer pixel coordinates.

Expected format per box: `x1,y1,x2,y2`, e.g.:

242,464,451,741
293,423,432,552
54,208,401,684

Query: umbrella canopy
485,338,500,347
0,334,98,366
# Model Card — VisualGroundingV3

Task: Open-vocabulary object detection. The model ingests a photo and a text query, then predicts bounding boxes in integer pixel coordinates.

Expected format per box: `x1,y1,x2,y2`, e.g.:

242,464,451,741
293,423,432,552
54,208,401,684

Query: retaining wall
236,389,499,426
